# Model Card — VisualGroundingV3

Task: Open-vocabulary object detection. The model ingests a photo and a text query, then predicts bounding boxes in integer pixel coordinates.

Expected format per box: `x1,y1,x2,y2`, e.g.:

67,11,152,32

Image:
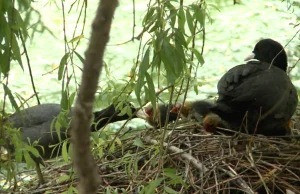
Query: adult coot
5,104,66,184
6,102,143,159
6,104,66,160
4,102,145,183
91,101,145,131
172,39,298,136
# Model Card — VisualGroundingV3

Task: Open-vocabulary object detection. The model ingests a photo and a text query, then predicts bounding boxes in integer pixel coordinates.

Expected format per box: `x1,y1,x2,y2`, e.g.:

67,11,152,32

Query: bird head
137,103,160,126
171,101,193,118
140,103,179,127
244,39,287,71
203,113,222,133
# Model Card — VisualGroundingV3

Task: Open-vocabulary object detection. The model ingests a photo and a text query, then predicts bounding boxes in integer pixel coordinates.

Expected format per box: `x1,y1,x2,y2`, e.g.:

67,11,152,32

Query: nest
8,119,300,194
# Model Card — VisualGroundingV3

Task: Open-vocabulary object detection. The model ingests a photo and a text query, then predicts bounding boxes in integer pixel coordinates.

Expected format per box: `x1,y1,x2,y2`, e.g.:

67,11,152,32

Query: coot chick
171,101,229,132
141,103,178,127
172,100,215,121
174,39,298,136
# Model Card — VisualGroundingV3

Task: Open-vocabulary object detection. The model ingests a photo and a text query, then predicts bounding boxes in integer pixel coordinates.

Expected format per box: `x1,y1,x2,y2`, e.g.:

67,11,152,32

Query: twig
144,135,209,175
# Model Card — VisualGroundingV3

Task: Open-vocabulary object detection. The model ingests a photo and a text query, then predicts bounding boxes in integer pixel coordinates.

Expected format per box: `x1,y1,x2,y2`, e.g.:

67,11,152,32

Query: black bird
5,104,68,184
4,102,145,183
6,104,67,160
91,101,145,131
6,102,144,159
173,39,298,136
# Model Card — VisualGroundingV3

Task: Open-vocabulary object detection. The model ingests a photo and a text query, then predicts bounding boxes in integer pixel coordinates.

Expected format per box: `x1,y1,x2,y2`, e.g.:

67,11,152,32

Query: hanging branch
70,0,119,193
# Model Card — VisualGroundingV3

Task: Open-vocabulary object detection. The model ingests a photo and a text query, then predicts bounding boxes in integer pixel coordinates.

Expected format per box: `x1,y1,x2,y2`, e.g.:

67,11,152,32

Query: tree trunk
70,1,119,193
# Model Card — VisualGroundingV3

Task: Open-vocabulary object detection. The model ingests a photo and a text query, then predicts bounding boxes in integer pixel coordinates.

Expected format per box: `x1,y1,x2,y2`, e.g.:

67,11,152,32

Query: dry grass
14,118,300,194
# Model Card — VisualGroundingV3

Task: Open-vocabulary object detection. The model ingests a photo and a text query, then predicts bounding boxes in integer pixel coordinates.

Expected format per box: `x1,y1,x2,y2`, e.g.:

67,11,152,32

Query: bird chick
141,103,178,127
202,113,229,133
171,101,229,133
171,101,215,121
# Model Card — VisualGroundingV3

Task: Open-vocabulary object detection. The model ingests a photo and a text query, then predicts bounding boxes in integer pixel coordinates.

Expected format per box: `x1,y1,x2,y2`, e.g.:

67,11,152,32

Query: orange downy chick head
203,113,222,133
171,103,181,113
171,102,192,118
144,104,160,126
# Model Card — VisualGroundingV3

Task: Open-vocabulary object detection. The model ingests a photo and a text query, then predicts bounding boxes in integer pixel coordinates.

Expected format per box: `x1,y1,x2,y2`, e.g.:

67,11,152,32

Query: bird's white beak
244,52,255,61
135,109,149,120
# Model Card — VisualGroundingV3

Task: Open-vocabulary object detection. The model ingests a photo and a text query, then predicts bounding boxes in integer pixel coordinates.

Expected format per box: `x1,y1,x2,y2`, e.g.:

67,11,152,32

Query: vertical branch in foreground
70,0,119,193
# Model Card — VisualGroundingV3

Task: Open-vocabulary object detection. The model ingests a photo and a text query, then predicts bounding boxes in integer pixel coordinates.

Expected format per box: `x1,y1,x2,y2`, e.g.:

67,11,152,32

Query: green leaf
164,186,179,194
23,151,35,168
190,48,205,65
12,8,28,38
194,84,199,95
58,175,71,183
0,47,10,75
11,33,23,69
69,92,76,107
66,186,78,194
142,6,156,26
145,72,156,116
165,2,177,27
15,148,22,162
186,9,194,35
14,8,28,39
174,28,187,48
144,86,150,105
3,84,19,114
26,145,39,157
54,118,62,142
60,89,69,110
91,132,99,143
133,137,144,148
1,15,12,74
74,51,85,64
68,143,73,158
69,34,84,43
194,7,205,28
62,141,69,162
143,13,158,33
177,6,185,33
115,137,122,146
144,178,164,194
109,141,115,153
161,40,177,84
50,117,56,137
186,35,193,46
135,47,150,105
58,52,70,80
148,19,160,33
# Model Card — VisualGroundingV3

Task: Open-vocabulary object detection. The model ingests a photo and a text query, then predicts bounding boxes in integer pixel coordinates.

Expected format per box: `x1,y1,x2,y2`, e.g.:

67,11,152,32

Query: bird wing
217,62,298,121
8,104,62,128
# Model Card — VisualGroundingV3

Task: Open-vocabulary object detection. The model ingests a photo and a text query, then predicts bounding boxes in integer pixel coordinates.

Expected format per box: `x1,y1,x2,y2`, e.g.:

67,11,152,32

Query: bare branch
70,0,119,193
